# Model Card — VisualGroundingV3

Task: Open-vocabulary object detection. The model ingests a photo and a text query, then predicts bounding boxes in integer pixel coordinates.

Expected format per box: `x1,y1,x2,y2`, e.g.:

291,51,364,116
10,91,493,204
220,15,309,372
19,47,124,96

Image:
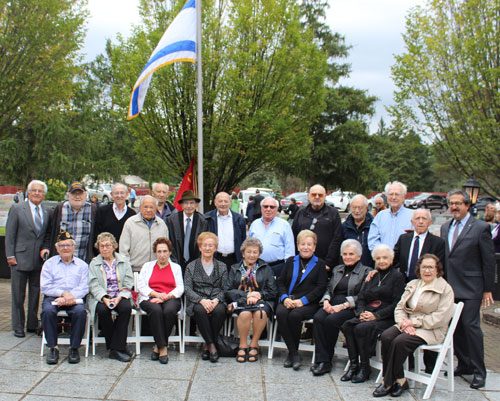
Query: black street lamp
462,176,481,215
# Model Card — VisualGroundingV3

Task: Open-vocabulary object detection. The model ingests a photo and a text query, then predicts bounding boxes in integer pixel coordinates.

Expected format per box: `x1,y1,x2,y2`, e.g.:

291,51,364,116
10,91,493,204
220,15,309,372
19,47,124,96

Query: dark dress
341,266,405,363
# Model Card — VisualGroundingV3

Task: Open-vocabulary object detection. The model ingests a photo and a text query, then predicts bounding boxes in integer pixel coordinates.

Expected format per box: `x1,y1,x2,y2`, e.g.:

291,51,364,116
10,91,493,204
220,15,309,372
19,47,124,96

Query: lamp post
462,176,481,216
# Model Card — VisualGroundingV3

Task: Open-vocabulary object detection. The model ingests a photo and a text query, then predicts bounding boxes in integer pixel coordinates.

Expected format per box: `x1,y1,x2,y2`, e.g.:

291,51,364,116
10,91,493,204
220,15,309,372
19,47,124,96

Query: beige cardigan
394,277,454,345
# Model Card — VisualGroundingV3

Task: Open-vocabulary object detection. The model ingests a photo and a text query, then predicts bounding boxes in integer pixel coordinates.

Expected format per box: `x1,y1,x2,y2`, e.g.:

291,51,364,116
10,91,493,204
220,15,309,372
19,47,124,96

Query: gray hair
111,182,128,193
141,195,158,206
240,237,264,254
413,208,432,221
152,182,169,192
351,194,368,207
384,181,407,197
27,180,47,194
262,198,279,208
341,239,363,257
447,189,470,205
372,243,395,259
55,239,76,247
94,232,118,250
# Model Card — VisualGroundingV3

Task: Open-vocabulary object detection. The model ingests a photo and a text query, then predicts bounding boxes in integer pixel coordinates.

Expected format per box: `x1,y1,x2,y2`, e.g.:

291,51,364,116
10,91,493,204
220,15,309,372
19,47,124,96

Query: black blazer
277,255,327,306
393,231,445,279
440,216,496,299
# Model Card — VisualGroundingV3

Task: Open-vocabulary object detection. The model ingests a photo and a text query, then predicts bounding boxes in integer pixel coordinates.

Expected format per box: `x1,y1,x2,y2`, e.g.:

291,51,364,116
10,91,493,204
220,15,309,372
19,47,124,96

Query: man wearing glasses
249,197,295,276
292,184,343,272
440,189,495,389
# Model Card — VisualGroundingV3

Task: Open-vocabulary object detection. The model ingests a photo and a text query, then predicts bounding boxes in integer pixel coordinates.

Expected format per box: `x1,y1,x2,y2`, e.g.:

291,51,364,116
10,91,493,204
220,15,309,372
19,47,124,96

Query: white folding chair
268,316,315,361
41,309,91,358
133,272,182,355
224,311,274,349
91,308,139,355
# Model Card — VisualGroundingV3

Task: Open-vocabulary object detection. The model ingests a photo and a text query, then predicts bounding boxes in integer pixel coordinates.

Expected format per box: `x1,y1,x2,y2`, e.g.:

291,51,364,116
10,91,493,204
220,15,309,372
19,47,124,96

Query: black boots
340,359,359,381
351,361,371,383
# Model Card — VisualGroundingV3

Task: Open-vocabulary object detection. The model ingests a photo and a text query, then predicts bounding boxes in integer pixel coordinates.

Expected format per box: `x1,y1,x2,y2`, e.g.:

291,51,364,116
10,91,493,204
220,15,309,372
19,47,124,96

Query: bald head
411,208,432,235
308,184,326,211
214,192,231,215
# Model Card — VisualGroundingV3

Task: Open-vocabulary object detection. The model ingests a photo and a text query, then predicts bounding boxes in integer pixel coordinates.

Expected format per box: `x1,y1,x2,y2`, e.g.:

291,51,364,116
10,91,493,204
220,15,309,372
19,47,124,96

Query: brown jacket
394,277,454,345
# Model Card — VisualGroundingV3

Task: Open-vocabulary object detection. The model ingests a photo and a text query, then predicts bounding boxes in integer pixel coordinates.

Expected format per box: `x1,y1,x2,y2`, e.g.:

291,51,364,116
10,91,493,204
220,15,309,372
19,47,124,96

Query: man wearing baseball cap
42,182,98,263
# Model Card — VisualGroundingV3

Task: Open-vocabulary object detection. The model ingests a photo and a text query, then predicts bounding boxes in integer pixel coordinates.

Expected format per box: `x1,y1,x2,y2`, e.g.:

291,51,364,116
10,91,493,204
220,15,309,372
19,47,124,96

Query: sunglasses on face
262,205,276,209
310,193,325,198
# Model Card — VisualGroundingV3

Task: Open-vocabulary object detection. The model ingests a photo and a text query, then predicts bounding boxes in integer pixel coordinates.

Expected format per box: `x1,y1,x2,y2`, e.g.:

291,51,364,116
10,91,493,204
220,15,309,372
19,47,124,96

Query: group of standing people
4,178,496,396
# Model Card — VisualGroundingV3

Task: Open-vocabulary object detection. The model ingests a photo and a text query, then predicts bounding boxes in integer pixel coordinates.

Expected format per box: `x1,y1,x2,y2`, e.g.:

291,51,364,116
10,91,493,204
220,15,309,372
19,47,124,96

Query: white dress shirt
216,211,234,254
113,203,128,220
407,231,428,268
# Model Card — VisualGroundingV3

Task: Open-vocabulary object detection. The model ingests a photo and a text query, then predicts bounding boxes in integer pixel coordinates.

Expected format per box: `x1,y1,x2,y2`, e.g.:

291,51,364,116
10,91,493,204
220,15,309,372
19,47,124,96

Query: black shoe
373,383,392,397
68,348,80,364
470,375,485,389
453,366,474,376
26,328,37,333
391,380,409,397
159,354,169,364
125,346,136,359
351,364,371,383
311,362,332,376
283,354,293,368
209,351,219,363
109,350,131,362
14,330,25,338
151,350,159,361
201,350,210,360
292,354,302,371
340,362,359,381
46,347,59,365
310,363,318,372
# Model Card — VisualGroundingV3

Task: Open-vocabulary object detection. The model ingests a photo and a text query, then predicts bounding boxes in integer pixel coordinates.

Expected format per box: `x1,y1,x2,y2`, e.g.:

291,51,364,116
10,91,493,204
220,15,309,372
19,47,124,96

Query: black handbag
216,335,240,357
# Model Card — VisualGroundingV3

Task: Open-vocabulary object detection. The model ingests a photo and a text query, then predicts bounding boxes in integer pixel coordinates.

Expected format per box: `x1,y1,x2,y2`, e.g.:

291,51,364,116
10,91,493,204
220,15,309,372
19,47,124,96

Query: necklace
300,260,307,274
378,270,390,287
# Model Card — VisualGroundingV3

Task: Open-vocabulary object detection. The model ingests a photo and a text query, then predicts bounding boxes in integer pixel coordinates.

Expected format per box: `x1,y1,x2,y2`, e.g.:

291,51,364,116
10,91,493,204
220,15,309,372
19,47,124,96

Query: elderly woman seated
225,238,277,362
137,237,184,364
373,254,454,398
340,244,405,383
88,232,135,362
184,232,227,363
311,239,372,376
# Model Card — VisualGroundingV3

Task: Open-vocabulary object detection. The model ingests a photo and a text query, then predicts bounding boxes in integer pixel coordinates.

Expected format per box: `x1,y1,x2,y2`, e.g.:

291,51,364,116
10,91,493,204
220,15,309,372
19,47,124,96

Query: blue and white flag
127,0,196,120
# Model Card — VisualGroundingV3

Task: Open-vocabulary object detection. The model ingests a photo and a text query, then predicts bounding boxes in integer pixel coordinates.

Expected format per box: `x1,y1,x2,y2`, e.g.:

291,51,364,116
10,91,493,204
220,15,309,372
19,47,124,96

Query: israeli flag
127,0,196,120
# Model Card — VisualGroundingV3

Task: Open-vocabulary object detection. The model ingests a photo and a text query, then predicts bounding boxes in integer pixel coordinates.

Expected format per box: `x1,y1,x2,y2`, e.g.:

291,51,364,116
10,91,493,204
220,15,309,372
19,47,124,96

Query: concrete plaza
0,279,499,400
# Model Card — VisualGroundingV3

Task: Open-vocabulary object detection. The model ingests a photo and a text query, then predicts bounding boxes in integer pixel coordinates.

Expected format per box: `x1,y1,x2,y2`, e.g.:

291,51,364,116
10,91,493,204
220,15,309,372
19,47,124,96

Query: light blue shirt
368,206,414,250
41,255,89,299
448,213,471,248
249,216,295,263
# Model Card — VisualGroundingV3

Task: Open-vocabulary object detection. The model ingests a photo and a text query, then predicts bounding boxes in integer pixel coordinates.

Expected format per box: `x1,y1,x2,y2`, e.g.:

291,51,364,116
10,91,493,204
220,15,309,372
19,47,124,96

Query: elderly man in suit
166,190,209,272
5,180,50,338
440,189,495,389
204,191,246,270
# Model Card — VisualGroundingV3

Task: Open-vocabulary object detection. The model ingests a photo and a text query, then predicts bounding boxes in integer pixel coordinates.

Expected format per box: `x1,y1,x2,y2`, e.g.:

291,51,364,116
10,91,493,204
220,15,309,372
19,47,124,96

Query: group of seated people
42,228,455,398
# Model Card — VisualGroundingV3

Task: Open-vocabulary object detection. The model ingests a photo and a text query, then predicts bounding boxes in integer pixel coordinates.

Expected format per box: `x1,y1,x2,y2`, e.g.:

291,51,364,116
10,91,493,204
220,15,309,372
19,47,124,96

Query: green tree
110,0,326,208
0,0,87,136
390,0,500,196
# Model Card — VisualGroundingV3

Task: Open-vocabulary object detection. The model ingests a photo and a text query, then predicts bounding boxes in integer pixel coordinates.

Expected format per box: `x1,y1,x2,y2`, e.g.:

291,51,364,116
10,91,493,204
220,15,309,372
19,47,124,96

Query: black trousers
215,253,237,272
313,308,354,363
276,303,319,356
140,298,181,348
11,268,40,332
380,326,426,386
342,317,393,363
96,300,132,352
41,296,87,349
454,298,485,377
192,303,226,345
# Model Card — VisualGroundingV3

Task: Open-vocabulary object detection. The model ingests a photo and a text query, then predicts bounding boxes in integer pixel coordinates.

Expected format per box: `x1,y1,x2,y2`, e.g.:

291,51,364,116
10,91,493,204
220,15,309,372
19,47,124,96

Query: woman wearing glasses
291,185,343,274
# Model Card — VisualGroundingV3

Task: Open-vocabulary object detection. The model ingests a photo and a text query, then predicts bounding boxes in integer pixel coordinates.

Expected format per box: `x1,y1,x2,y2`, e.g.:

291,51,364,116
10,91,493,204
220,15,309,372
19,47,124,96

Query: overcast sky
83,0,421,132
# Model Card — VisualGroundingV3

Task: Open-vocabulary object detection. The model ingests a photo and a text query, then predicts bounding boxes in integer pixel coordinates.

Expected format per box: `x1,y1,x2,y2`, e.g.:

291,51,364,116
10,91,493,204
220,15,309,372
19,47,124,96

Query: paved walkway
0,279,499,400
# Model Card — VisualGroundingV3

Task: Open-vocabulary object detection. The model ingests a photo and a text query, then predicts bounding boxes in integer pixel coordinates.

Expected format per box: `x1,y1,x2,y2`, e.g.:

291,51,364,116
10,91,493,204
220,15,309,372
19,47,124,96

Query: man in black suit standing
440,189,495,389
394,208,445,281
5,180,50,337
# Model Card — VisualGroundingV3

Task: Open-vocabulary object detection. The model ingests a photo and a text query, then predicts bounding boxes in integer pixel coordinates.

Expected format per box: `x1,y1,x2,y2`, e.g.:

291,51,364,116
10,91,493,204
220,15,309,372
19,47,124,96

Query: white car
325,191,355,212
238,188,272,218
87,183,113,205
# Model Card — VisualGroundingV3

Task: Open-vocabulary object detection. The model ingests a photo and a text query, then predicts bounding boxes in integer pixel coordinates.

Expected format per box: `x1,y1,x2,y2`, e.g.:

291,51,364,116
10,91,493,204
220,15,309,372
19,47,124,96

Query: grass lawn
0,227,5,236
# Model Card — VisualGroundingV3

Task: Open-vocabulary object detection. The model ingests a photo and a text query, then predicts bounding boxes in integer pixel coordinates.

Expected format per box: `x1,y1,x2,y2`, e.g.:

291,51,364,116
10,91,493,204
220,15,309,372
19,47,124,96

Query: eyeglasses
309,218,318,230
57,244,74,249
30,189,45,194
420,265,436,271
112,191,126,196
99,243,113,249
310,193,325,198
262,205,276,209
449,202,464,207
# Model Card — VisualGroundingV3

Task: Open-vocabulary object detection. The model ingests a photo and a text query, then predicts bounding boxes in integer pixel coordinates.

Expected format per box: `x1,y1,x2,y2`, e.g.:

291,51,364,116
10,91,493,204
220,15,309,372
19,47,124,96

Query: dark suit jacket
440,216,496,299
5,202,50,271
393,231,445,279
166,211,209,271
204,209,246,262
277,255,327,305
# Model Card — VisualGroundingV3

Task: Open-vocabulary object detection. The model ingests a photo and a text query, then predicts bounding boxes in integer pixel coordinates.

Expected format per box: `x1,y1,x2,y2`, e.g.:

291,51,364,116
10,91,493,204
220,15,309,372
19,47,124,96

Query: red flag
173,158,195,211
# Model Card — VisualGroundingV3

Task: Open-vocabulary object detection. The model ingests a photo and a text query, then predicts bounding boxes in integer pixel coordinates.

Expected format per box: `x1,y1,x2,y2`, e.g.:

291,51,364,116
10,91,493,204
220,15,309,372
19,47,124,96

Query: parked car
280,192,308,212
325,191,355,212
87,183,112,205
238,188,272,217
404,193,447,210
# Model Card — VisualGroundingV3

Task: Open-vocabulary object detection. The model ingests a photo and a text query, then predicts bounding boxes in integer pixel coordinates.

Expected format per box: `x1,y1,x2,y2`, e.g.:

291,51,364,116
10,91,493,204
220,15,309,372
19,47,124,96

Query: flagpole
196,0,204,213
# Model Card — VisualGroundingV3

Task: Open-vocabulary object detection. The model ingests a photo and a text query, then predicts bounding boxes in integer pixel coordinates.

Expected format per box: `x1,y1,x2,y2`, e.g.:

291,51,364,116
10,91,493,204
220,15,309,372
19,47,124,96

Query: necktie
451,220,460,249
184,217,192,261
34,206,42,234
408,235,419,280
